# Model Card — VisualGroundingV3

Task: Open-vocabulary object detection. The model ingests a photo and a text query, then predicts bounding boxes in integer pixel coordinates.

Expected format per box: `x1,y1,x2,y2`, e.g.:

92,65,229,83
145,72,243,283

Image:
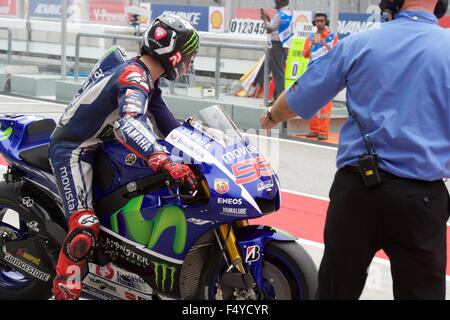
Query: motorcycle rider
48,14,200,300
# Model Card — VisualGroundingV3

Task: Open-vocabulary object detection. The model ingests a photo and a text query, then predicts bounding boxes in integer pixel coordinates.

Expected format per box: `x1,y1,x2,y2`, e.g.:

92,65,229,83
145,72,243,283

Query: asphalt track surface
0,94,449,300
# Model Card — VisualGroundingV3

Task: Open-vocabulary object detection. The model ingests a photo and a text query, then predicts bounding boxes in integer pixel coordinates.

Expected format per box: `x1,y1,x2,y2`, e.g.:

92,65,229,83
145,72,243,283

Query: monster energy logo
153,262,176,292
182,31,199,55
111,196,187,254
0,123,12,141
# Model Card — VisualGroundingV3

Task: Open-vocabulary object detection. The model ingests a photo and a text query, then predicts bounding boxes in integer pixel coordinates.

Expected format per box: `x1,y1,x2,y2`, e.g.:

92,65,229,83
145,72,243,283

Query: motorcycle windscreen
165,105,280,215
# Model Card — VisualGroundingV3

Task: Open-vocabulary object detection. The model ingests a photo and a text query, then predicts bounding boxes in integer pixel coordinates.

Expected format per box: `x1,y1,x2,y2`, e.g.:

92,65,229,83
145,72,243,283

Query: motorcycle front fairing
234,225,298,290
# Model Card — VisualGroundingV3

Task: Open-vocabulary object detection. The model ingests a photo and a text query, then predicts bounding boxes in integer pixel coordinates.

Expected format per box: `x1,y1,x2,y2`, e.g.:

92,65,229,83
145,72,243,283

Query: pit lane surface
0,94,449,300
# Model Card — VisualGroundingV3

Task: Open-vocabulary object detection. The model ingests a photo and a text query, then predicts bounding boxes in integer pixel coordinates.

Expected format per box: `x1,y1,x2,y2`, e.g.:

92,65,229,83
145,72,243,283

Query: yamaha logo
125,154,137,166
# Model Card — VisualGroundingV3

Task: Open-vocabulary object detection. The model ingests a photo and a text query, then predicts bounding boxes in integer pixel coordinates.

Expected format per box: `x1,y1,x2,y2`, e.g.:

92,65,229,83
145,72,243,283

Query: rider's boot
52,210,100,300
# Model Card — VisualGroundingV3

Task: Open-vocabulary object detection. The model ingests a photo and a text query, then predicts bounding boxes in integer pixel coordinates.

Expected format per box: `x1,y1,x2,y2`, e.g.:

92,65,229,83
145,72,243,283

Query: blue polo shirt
286,10,450,181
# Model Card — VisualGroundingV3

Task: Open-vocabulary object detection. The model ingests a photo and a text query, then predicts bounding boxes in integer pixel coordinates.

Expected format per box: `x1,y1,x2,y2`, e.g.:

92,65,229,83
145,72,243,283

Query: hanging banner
0,0,16,16
208,6,225,33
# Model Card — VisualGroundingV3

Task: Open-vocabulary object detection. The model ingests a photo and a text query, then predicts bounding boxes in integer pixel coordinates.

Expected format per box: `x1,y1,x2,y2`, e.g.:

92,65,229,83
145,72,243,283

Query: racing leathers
48,46,193,299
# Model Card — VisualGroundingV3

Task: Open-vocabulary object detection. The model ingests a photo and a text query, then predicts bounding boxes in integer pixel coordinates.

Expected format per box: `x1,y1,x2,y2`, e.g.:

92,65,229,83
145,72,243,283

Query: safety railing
74,33,270,106
74,33,141,81
201,41,269,106
0,27,12,65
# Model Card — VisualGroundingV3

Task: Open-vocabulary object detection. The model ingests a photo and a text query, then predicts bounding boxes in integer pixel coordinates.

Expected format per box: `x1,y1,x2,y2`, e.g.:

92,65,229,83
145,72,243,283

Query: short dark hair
275,0,289,8
314,12,328,20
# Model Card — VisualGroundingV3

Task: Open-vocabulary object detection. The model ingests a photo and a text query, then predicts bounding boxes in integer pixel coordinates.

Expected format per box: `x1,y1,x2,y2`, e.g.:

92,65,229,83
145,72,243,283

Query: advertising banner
232,8,312,37
229,19,266,36
28,0,83,20
29,0,66,19
89,0,128,24
0,0,16,16
292,10,313,30
137,2,151,28
208,6,225,33
337,13,380,39
235,7,276,20
151,4,209,32
235,8,381,39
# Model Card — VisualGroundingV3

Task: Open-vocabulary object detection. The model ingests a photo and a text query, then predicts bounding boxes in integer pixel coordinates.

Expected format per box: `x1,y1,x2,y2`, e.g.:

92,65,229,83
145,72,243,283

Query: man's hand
260,108,279,130
148,152,197,191
260,91,298,130
260,9,270,22
312,33,321,45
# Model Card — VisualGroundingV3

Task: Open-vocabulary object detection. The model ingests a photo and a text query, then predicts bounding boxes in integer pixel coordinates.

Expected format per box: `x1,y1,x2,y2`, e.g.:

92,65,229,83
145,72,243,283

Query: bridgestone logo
4,253,50,281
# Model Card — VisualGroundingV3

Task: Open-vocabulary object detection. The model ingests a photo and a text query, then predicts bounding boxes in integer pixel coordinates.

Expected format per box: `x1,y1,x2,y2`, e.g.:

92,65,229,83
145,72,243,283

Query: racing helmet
140,14,200,81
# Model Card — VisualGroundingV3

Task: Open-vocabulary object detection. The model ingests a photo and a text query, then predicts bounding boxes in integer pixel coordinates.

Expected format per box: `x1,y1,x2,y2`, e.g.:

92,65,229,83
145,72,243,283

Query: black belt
341,166,442,184
341,166,400,179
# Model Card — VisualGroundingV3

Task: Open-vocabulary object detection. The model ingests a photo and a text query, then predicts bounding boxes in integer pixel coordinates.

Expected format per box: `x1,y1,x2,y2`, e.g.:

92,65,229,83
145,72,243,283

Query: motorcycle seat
19,144,52,173
17,119,56,173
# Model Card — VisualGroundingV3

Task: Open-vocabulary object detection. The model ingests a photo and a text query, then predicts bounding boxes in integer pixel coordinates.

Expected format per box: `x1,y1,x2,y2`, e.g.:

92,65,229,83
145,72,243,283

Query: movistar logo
0,123,12,141
111,196,187,254
153,262,176,292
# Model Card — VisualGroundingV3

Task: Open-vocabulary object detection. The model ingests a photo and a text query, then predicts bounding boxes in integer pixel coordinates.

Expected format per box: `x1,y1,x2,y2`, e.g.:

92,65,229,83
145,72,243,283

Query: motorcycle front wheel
199,241,318,300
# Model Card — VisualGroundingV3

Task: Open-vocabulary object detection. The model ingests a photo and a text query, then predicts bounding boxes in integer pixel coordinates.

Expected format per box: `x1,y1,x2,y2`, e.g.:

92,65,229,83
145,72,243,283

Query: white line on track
0,94,65,106
0,102,59,105
282,188,330,201
244,132,339,151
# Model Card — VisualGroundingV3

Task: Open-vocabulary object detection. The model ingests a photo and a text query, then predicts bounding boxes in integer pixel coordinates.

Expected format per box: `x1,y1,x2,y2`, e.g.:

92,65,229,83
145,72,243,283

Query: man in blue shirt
261,0,450,299
261,0,293,104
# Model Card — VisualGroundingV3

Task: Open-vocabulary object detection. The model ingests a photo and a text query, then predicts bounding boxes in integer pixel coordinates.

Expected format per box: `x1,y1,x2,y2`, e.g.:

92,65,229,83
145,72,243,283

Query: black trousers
268,41,288,101
316,167,449,300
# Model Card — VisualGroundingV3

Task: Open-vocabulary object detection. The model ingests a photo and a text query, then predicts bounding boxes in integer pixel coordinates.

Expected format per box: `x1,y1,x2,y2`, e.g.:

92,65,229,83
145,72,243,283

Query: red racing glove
148,152,197,191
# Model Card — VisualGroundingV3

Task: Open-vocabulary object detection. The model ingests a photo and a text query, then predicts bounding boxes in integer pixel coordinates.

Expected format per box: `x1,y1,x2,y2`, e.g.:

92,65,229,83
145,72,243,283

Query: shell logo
210,10,223,29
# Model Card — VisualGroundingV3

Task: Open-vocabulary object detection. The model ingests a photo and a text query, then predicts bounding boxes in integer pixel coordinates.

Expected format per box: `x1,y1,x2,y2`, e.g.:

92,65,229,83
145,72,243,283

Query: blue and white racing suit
49,46,180,217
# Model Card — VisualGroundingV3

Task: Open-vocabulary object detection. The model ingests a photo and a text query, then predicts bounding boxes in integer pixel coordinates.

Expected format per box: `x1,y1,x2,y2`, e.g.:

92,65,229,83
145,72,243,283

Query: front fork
217,220,249,274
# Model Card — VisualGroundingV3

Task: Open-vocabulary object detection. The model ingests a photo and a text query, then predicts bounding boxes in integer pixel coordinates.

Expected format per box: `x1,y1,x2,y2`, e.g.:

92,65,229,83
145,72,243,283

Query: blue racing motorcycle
0,105,317,300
